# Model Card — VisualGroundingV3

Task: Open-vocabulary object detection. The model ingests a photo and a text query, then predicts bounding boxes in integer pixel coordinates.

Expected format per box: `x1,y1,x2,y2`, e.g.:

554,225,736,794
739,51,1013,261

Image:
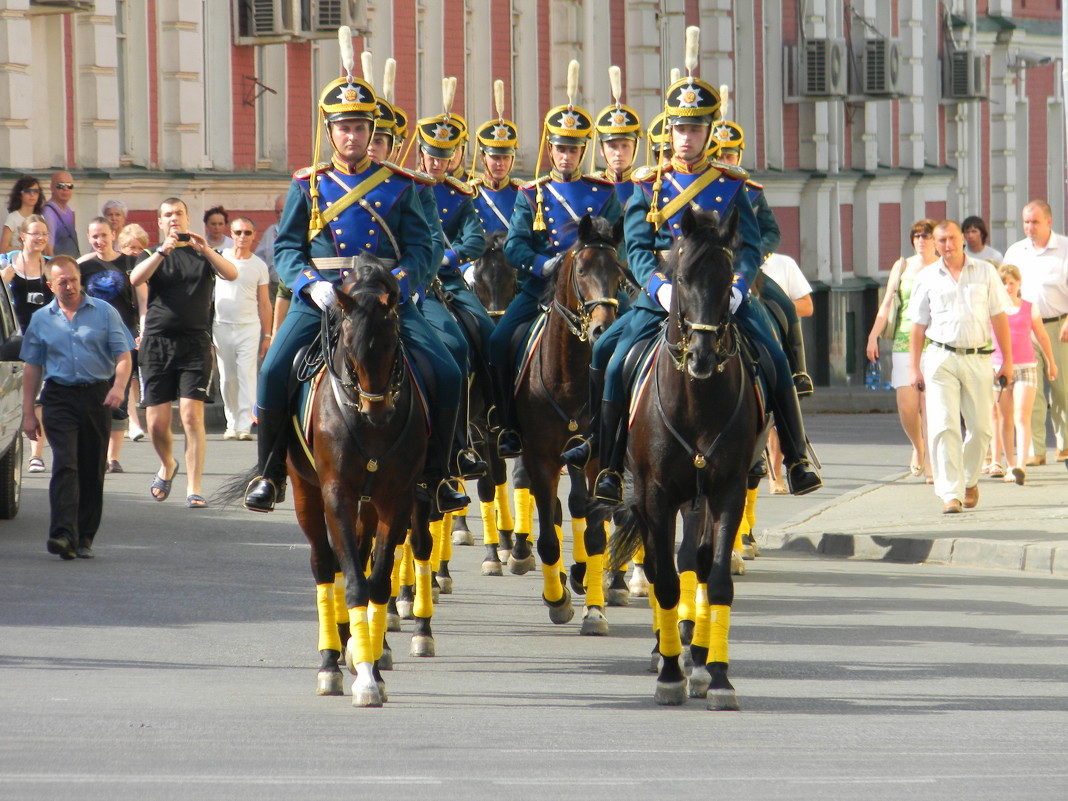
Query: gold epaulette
379,161,435,185
521,175,551,190
293,162,331,181
745,178,764,190
443,175,474,194
713,162,750,182
635,164,673,183
582,172,615,186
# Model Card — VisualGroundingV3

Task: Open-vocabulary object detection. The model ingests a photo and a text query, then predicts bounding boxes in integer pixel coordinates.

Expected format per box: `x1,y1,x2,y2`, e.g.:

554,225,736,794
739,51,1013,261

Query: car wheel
0,433,22,520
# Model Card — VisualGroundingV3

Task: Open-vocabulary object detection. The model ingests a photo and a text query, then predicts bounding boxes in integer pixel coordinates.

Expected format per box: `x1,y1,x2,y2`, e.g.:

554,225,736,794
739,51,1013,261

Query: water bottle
866,360,881,391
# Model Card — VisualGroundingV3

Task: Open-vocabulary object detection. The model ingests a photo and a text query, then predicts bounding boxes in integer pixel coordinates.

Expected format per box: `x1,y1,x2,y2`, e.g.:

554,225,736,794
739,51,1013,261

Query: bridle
474,239,511,319
551,240,625,342
321,293,406,413
664,244,740,375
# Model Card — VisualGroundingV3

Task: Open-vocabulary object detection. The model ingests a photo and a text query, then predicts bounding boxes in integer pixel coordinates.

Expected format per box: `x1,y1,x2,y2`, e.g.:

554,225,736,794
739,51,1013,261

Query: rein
321,297,404,409
550,241,623,342
664,244,740,373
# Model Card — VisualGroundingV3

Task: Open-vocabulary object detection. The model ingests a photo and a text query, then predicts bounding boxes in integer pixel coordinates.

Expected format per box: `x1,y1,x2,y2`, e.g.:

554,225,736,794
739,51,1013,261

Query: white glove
540,252,564,278
308,280,337,311
463,264,477,288
729,286,744,314
655,283,673,312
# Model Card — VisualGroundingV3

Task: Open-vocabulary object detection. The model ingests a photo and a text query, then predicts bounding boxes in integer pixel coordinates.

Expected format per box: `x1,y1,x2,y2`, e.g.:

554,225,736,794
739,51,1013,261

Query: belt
312,256,397,279
928,340,992,355
1041,312,1067,324
48,379,110,389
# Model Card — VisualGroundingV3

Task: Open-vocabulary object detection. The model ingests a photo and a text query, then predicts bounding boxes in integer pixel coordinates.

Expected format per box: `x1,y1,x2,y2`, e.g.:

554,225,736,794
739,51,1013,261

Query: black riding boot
244,407,289,513
593,400,627,504
787,319,814,396
773,385,822,496
422,405,470,514
453,382,487,479
491,360,522,458
561,368,604,468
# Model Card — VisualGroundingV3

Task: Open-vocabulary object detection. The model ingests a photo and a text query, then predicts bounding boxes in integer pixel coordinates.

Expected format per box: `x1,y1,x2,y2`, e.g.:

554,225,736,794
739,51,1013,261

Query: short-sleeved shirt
20,294,134,384
42,201,79,257
761,253,812,301
137,245,216,336
1003,232,1068,319
3,210,26,236
907,256,1011,349
79,254,138,335
214,249,268,325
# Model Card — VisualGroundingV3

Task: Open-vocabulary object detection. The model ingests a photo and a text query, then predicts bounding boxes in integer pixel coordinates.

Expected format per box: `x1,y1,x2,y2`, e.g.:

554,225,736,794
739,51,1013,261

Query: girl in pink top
990,264,1057,483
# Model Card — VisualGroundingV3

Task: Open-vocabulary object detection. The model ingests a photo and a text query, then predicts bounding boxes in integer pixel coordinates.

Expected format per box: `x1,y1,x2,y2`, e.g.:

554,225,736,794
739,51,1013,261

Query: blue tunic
471,177,521,236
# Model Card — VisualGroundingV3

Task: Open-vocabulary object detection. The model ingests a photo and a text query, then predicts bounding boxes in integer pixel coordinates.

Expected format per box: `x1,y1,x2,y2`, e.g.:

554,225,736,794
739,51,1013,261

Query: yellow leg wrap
635,543,645,565
692,582,710,649
399,538,414,586
316,584,341,653
390,547,403,595
429,518,443,571
333,573,349,625
414,560,434,618
480,500,499,546
585,553,605,607
541,560,564,603
649,584,660,633
707,604,731,665
571,517,587,564
495,483,514,532
657,604,682,657
440,513,453,562
554,523,564,550
678,570,698,623
348,606,373,664
514,487,533,535
745,486,758,531
369,601,388,661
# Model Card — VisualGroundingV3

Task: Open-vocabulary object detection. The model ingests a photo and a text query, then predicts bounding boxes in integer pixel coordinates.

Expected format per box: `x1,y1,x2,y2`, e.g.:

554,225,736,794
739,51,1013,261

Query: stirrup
496,428,522,458
243,476,279,513
423,476,469,514
594,469,624,505
456,447,488,479
793,372,814,397
560,434,592,469
786,459,822,496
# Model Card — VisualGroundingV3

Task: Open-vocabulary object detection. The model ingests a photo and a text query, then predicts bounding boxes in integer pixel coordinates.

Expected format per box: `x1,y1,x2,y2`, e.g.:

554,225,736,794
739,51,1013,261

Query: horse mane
484,230,507,251
559,214,616,249
666,207,737,283
338,254,401,363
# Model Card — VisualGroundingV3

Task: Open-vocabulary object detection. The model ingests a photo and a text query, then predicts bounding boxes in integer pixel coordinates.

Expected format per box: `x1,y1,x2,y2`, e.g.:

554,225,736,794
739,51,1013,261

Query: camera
26,291,46,306
176,233,191,242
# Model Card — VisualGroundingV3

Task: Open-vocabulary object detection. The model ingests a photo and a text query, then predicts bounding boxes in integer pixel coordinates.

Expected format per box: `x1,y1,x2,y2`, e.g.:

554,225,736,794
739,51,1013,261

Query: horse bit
551,241,623,342
664,245,740,375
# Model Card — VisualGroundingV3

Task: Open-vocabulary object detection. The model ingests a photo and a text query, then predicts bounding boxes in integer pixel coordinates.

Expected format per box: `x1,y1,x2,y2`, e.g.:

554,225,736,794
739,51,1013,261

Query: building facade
0,0,1063,383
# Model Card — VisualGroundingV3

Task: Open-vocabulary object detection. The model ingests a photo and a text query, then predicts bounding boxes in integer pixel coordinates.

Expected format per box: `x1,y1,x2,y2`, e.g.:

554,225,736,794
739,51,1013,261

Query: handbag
880,259,904,339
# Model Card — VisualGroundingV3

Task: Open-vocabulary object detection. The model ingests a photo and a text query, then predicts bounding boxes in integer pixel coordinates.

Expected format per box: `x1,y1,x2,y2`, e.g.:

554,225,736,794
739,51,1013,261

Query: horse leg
396,537,416,619
703,492,745,712
450,505,473,546
428,513,444,599
742,476,761,558
628,543,650,597
508,460,535,574
409,498,436,657
494,459,515,562
639,497,686,706
386,545,403,631
688,580,712,698
532,466,573,625
436,512,454,594
677,504,703,676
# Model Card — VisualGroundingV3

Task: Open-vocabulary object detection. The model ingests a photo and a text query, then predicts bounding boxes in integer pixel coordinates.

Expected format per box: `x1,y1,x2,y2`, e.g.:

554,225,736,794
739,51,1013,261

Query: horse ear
680,206,698,237
723,205,741,247
334,284,355,314
611,215,625,246
578,213,593,241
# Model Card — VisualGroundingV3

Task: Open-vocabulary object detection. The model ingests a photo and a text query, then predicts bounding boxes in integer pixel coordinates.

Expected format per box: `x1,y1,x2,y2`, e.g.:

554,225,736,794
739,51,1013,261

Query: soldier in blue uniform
243,65,469,514
468,90,522,239
592,73,821,503
593,66,642,208
712,117,812,395
489,68,623,456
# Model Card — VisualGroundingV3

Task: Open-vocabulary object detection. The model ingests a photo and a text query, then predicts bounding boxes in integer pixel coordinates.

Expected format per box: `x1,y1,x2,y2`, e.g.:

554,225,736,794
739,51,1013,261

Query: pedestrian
130,197,238,509
115,222,150,441
2,175,44,253
203,206,234,252
254,194,285,301
77,217,144,473
1002,200,1068,466
102,199,128,239
20,257,134,559
908,220,1012,514
962,215,1003,265
117,223,149,259
215,217,271,441
42,171,79,257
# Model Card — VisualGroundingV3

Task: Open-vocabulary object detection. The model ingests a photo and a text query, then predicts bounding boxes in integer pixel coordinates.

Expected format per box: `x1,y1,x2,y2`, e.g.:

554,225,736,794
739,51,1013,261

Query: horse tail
608,506,643,572
211,465,260,509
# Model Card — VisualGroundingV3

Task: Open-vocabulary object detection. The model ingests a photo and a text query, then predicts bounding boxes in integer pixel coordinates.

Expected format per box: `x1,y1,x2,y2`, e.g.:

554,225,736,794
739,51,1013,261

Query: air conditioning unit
944,49,986,100
307,0,368,36
27,0,94,13
799,38,848,98
862,38,901,95
236,0,296,38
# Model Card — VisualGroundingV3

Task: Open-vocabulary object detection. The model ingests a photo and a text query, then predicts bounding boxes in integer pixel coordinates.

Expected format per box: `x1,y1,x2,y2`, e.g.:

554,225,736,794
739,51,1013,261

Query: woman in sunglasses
2,176,44,253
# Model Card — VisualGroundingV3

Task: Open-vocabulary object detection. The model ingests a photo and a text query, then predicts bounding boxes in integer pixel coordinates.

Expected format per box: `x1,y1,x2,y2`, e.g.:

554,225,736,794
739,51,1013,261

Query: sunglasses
55,182,74,190
232,230,254,236
912,233,932,240
23,187,41,194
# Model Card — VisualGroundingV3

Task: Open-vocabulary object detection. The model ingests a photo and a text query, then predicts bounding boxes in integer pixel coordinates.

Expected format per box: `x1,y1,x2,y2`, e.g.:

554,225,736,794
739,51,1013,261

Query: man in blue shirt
21,256,134,559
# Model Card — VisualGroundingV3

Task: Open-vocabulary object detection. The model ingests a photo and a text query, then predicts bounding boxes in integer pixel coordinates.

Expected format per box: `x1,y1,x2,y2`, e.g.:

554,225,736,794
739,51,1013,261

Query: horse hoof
436,576,453,594
396,600,414,620
410,634,436,657
387,612,402,632
689,671,711,698
628,566,650,597
746,534,762,558
731,550,746,576
376,680,388,703
432,585,441,603
606,588,630,607
316,670,344,696
377,649,393,671
654,680,688,706
568,563,587,595
741,541,756,560
452,529,474,546
649,652,662,673
580,606,609,636
351,683,383,708
707,688,740,711
344,638,357,675
508,554,536,575
681,646,695,676
544,588,574,625
481,559,503,576
498,548,512,564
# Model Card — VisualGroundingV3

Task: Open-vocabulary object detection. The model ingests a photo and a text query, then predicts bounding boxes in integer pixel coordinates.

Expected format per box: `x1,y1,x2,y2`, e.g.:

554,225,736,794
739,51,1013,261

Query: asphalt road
1,415,1066,801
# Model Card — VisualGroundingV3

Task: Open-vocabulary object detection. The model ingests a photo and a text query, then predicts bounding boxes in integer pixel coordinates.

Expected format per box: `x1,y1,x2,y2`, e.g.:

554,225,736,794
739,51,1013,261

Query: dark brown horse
289,256,434,707
512,214,626,633
611,207,764,709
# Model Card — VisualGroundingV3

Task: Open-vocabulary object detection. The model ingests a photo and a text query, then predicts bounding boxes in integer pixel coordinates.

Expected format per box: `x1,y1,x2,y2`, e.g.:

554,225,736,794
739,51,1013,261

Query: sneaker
237,431,254,441
223,430,238,440
128,426,145,442
28,457,45,473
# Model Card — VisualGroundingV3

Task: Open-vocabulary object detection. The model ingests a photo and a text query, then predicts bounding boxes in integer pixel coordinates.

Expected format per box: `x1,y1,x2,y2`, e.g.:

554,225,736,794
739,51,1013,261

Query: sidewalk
762,460,1068,576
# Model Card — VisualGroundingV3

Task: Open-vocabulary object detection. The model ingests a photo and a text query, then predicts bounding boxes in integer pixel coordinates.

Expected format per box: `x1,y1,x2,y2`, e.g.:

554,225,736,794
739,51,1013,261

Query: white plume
494,79,505,119
339,26,354,79
684,26,700,75
361,51,374,85
609,65,622,104
566,59,580,104
383,58,396,103
720,84,729,119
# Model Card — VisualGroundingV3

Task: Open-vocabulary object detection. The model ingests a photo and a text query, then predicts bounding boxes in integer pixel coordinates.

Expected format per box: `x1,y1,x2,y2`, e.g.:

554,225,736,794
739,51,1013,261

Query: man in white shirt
909,220,1012,514
215,218,272,440
1002,200,1068,464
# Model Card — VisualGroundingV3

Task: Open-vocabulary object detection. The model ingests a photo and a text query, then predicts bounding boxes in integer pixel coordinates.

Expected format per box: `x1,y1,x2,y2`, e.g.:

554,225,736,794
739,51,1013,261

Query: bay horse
610,206,764,709
512,214,626,634
289,256,434,707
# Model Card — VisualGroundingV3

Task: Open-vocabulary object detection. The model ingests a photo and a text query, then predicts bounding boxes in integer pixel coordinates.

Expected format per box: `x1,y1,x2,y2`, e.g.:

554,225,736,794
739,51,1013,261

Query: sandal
106,460,123,474
150,459,179,502
988,462,1004,479
186,494,208,508
28,457,45,473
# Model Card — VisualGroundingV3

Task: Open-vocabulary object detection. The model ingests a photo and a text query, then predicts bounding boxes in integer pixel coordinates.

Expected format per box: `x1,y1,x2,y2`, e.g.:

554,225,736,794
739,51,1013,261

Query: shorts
890,351,913,389
994,364,1037,389
139,332,214,406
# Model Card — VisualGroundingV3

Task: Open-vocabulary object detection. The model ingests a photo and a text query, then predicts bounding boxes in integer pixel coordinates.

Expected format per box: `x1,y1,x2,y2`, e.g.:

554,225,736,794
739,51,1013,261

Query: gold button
553,240,560,247
715,197,722,202
672,223,680,229
586,207,593,212
551,229,557,235
368,230,375,235
339,243,347,249
548,217,555,224
442,208,448,214
365,243,371,248
592,187,598,191
374,201,381,208
335,229,342,235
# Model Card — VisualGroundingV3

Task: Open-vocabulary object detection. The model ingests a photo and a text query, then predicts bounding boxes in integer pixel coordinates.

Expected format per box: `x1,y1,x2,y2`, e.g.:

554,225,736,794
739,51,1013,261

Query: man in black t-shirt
130,198,237,508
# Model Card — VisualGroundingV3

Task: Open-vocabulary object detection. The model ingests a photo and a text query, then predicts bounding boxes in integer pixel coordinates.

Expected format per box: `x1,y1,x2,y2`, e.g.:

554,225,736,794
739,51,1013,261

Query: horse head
556,214,626,343
472,230,514,318
335,254,403,424
669,206,740,380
